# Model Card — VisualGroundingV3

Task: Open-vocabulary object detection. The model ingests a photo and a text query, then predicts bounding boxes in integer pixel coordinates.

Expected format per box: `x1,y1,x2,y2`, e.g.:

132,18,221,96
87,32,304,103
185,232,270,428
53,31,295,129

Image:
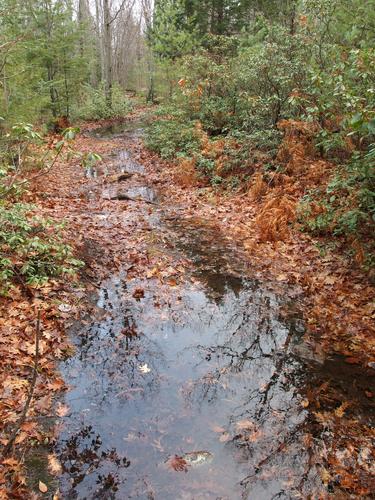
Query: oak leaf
167,455,189,472
56,403,70,417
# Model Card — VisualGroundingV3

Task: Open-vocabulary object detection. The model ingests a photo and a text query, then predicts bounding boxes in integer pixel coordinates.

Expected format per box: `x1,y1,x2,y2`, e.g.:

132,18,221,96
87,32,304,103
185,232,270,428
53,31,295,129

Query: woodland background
0,1,374,497
0,0,374,288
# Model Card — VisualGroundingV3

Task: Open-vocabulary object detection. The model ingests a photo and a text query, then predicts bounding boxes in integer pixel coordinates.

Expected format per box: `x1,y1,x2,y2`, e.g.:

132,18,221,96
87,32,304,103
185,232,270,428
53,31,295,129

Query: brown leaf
324,276,336,285
345,357,360,365
15,432,29,445
211,425,225,433
132,287,144,299
334,401,350,418
236,419,255,431
48,454,62,475
39,480,48,493
166,455,189,472
167,278,178,286
1,458,19,467
56,402,70,417
219,433,230,442
48,378,66,391
20,421,38,433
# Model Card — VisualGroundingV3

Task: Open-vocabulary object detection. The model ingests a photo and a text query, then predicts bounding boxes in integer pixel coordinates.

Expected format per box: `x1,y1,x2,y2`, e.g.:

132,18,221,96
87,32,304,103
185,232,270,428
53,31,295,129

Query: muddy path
51,120,375,499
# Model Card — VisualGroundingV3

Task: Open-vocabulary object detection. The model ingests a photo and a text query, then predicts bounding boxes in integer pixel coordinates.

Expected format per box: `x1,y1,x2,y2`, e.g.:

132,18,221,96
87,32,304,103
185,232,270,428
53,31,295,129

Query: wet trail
54,122,374,499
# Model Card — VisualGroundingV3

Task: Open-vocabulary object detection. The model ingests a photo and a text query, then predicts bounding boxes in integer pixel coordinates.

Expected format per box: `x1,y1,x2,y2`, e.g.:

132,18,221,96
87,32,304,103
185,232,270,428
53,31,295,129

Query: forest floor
0,110,374,498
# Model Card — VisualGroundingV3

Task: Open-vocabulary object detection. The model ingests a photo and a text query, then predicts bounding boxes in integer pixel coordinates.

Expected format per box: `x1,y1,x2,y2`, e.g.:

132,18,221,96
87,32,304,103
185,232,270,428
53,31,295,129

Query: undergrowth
145,28,374,268
76,83,133,120
0,123,83,294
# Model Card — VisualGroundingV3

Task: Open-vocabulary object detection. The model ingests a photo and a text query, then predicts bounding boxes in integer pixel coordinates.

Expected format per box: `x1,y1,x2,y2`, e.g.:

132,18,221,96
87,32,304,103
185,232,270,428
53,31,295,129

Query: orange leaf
39,480,48,493
56,403,70,417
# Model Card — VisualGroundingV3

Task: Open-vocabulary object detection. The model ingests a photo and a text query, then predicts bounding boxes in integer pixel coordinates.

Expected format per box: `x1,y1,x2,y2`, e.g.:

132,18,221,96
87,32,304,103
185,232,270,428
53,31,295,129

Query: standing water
55,123,332,499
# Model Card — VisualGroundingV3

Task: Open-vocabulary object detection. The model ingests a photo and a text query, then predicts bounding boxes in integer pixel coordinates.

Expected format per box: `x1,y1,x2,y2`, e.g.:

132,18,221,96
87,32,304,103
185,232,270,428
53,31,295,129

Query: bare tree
141,0,155,102
98,0,136,107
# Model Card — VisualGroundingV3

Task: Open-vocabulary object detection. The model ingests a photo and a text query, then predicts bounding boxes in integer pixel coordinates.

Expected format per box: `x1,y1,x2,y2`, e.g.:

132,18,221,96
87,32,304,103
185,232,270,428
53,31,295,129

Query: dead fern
256,192,297,242
248,172,268,201
175,157,199,187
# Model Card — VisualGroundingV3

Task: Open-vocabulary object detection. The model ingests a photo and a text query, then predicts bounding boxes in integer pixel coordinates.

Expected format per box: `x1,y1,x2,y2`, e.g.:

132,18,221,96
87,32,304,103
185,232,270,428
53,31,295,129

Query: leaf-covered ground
0,112,374,498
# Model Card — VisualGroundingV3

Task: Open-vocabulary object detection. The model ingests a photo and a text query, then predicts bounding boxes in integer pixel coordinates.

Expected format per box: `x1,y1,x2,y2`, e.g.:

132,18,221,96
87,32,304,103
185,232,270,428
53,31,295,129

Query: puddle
55,210,328,499
117,150,145,175
90,121,144,139
102,185,158,203
54,127,374,498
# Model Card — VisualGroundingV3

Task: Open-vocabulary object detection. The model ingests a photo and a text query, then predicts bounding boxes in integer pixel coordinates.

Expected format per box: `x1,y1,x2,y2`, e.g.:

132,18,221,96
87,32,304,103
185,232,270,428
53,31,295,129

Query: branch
27,145,64,182
110,0,135,24
1,311,41,458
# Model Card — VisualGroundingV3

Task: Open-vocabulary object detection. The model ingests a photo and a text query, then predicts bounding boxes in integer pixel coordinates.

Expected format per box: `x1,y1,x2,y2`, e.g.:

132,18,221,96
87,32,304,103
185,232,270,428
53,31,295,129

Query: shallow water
56,212,324,499
55,124,374,499
90,121,144,139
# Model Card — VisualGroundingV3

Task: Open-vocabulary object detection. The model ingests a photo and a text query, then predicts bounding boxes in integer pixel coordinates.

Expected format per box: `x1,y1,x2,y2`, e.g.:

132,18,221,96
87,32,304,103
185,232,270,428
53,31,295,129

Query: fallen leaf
211,425,225,433
236,419,255,431
138,363,151,374
324,276,336,285
39,480,48,493
146,267,159,278
320,468,331,485
15,432,29,445
334,401,350,418
48,454,62,475
132,287,144,299
48,378,66,391
219,432,230,442
345,357,360,365
58,303,72,313
1,458,19,467
276,273,288,281
166,455,189,472
56,403,70,417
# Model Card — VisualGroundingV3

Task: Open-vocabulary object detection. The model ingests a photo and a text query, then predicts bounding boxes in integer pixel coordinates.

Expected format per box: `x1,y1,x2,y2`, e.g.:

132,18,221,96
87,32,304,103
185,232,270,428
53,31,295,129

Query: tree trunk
103,0,112,108
142,0,155,102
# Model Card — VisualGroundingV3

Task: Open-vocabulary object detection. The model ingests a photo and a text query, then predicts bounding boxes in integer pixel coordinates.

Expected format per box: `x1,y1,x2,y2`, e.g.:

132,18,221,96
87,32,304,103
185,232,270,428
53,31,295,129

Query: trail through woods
0,113,374,498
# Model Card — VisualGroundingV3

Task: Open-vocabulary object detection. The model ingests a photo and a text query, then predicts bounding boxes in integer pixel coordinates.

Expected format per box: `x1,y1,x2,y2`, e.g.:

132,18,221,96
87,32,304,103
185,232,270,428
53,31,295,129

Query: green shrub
298,147,375,260
145,106,200,159
0,123,83,294
0,202,82,293
76,83,132,120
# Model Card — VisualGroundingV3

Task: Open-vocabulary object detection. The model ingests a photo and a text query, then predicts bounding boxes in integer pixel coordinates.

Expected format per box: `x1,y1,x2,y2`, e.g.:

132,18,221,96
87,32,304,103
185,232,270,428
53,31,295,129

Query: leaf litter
0,112,374,498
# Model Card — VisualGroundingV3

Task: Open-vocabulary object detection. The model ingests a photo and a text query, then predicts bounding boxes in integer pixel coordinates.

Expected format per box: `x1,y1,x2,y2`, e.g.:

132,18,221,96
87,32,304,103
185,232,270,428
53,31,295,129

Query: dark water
117,150,145,174
90,121,144,139
56,213,325,499
54,124,374,499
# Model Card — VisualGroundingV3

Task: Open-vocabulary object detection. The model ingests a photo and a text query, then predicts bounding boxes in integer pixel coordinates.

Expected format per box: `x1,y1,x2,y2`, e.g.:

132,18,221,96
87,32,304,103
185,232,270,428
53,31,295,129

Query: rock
104,172,133,183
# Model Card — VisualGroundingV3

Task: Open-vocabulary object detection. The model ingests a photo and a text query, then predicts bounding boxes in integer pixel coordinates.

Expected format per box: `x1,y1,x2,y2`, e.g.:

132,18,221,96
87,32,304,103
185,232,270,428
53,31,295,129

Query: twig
1,311,41,458
109,193,158,205
27,146,64,182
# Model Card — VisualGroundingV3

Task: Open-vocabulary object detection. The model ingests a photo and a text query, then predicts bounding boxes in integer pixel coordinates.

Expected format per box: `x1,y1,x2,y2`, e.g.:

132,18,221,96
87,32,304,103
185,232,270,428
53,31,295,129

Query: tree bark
103,0,112,108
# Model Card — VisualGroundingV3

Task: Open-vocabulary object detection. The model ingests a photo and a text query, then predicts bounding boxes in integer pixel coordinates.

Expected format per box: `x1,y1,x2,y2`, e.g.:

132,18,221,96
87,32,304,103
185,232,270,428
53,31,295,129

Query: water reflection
90,121,143,139
57,218,324,499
